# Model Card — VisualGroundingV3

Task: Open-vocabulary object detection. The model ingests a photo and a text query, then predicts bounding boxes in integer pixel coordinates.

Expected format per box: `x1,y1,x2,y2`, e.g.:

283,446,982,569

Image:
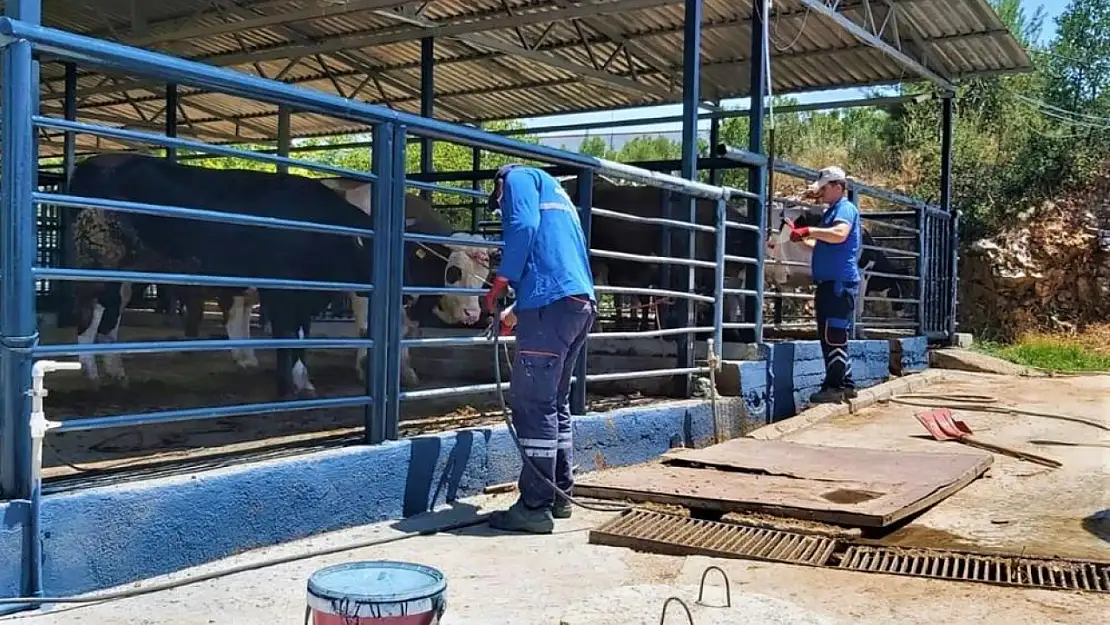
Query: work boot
488,499,554,534
552,498,573,520
809,387,851,404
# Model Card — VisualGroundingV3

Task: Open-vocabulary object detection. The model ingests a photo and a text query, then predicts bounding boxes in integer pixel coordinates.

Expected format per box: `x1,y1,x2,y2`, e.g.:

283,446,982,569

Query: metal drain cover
589,508,838,567
837,545,1110,593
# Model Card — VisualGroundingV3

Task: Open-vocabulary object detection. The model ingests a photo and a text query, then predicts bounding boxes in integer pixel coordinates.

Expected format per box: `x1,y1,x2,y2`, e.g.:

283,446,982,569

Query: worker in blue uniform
483,164,597,534
784,166,862,404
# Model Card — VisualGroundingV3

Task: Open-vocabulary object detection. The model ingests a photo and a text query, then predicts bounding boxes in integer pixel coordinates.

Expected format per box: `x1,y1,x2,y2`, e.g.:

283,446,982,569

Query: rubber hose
889,392,1109,432
0,515,491,607
492,307,631,514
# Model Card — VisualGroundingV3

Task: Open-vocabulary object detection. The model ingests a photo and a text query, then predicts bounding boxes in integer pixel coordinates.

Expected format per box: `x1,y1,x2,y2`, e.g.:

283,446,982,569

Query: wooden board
576,439,992,528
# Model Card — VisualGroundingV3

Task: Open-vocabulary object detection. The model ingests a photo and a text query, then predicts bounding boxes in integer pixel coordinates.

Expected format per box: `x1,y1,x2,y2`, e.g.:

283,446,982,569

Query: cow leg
350,292,368,381
182,288,205,339
75,288,104,386
98,282,132,387
400,311,420,388
226,291,260,369
260,291,302,398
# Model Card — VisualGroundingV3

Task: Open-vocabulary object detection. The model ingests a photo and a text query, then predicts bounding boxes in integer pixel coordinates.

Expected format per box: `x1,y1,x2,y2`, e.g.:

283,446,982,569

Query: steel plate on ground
589,509,838,567
577,439,993,527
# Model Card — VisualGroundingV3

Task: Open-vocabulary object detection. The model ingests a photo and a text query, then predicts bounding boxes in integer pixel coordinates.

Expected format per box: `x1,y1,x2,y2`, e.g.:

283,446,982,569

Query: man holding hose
783,165,861,404
483,164,597,534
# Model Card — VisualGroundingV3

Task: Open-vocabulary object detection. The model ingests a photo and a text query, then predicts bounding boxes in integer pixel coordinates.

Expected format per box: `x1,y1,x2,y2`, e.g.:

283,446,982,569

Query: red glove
784,218,810,242
483,276,510,314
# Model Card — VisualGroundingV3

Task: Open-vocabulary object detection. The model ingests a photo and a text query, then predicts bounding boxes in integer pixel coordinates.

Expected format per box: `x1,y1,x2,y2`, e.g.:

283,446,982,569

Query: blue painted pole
708,109,721,186
1,0,42,607
367,123,396,444
470,146,481,233
847,187,860,339
419,37,434,202
571,169,594,416
165,83,178,163
940,95,957,343
383,123,408,440
56,61,78,329
744,0,767,345
916,207,927,336
676,0,702,398
713,198,726,351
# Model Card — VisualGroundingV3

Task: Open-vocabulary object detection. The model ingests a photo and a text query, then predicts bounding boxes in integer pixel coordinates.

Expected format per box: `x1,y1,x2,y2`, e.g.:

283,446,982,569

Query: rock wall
960,167,1110,341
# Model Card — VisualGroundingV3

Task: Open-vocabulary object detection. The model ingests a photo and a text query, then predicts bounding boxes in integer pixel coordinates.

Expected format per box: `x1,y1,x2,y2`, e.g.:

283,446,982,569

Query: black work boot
488,499,554,534
552,498,573,520
809,387,849,404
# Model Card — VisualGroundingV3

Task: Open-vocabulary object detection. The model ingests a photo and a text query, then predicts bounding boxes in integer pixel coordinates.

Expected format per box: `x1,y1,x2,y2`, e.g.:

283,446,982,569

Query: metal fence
719,147,958,341
0,14,766,501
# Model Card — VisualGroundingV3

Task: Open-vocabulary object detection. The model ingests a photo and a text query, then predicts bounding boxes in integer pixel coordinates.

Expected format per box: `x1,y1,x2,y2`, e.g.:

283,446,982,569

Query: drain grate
589,508,838,567
837,545,1110,593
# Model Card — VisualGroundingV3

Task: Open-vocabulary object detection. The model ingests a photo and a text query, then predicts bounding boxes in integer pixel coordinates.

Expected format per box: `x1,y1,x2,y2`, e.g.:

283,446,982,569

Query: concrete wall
718,336,928,423
0,398,747,601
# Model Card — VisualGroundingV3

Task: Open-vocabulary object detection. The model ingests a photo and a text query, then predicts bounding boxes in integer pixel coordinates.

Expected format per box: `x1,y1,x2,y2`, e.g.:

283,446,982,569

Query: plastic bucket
306,561,447,625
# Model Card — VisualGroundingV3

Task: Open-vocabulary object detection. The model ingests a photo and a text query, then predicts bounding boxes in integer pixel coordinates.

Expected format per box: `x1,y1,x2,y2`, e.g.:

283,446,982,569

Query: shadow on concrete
402,430,476,518
1082,509,1109,544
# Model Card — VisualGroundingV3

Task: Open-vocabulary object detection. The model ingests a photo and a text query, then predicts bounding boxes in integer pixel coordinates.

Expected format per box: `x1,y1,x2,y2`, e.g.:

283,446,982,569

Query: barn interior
4,0,1030,490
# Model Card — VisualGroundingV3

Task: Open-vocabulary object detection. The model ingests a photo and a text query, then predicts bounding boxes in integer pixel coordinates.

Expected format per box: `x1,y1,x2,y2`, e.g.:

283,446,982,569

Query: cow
119,183,495,387
562,177,751,335
764,201,908,321
67,153,486,398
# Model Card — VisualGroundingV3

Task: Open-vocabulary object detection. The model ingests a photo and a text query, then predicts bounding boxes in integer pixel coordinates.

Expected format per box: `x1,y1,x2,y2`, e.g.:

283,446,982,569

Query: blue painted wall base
0,399,723,600
731,336,929,423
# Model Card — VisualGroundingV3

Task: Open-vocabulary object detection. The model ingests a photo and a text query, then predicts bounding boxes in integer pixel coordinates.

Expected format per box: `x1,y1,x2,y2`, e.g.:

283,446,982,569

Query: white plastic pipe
29,360,82,486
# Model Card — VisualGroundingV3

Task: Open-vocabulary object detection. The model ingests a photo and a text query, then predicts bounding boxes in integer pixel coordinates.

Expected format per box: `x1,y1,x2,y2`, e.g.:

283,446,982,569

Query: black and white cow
765,202,908,319
68,153,485,398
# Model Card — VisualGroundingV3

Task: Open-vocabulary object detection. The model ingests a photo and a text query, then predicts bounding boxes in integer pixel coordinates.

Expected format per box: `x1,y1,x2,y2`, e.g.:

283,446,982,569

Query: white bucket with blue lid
306,560,447,625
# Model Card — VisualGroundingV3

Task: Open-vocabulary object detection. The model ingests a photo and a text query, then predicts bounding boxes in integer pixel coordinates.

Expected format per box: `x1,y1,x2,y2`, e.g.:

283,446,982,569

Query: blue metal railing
0,14,769,508
718,147,953,339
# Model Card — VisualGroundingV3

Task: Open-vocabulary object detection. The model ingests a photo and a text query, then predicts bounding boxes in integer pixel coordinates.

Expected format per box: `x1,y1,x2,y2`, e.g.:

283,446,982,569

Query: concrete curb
744,369,949,440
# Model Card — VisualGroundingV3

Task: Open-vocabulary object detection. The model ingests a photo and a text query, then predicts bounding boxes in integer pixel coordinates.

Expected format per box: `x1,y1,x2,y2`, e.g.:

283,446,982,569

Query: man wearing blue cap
783,165,861,404
483,164,597,534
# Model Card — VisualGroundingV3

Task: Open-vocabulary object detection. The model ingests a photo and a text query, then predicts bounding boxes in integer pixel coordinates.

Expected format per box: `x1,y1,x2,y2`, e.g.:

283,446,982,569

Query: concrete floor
6,370,1109,624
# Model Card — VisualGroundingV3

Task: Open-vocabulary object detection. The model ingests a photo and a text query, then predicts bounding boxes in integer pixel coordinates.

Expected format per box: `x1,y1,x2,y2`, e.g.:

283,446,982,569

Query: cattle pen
0,0,1031,613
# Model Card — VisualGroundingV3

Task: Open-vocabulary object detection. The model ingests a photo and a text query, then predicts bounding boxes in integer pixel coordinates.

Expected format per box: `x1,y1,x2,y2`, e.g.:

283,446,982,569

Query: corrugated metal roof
20,0,1031,157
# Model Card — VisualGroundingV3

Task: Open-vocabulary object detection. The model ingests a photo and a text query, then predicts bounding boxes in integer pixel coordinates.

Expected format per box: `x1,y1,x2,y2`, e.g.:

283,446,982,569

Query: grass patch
977,333,1110,372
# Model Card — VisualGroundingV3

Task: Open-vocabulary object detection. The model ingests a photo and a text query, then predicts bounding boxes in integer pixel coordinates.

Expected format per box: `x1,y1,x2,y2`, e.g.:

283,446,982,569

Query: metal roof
23,0,1032,157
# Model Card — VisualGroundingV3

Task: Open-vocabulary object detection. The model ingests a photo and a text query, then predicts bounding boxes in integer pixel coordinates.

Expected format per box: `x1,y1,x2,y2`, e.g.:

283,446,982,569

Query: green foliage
977,336,1110,372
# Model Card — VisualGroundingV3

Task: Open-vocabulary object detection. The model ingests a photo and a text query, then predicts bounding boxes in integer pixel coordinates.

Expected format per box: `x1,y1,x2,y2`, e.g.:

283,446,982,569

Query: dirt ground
37,317,662,485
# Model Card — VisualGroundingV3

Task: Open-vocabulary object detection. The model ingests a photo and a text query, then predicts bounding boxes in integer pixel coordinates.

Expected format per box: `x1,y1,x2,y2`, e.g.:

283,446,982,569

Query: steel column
165,83,178,163
367,123,396,444
675,0,702,398
383,123,408,440
712,198,726,351
1,0,41,609
56,61,79,328
276,105,291,174
847,187,860,338
419,37,434,202
940,95,957,343
916,207,927,335
744,0,768,344
571,169,594,416
470,146,481,232
708,108,721,185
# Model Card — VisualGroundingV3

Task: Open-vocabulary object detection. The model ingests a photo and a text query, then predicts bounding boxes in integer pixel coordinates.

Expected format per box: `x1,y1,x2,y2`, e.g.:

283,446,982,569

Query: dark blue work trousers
815,280,857,390
510,295,596,510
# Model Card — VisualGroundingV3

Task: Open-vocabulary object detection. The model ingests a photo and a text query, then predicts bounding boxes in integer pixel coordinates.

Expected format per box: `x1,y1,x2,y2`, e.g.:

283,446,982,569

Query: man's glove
483,275,510,314
784,218,810,242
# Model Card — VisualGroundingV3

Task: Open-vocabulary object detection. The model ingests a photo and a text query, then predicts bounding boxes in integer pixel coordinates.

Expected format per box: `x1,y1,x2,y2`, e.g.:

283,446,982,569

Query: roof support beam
795,0,954,91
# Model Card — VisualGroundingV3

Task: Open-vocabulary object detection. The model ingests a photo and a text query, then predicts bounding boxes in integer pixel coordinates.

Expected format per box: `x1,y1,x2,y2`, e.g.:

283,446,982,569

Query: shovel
914,407,1062,469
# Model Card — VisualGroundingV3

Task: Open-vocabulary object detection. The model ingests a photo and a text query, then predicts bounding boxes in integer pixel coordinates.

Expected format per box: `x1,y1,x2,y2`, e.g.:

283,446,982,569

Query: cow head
434,233,496,326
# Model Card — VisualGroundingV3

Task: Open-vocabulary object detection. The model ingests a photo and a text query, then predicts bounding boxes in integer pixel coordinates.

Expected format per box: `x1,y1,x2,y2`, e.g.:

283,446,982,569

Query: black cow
563,178,750,334
67,153,459,398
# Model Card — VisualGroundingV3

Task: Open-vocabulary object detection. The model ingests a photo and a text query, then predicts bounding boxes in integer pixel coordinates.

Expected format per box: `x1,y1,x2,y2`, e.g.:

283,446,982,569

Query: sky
520,0,1070,147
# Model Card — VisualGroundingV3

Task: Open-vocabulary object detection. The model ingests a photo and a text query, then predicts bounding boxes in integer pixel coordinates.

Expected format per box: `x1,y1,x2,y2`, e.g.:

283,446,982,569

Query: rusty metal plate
837,545,1110,593
589,508,838,567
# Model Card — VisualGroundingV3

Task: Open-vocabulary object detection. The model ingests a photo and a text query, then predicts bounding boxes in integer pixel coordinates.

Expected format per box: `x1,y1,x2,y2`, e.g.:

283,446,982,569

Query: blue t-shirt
497,167,596,311
810,197,861,284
